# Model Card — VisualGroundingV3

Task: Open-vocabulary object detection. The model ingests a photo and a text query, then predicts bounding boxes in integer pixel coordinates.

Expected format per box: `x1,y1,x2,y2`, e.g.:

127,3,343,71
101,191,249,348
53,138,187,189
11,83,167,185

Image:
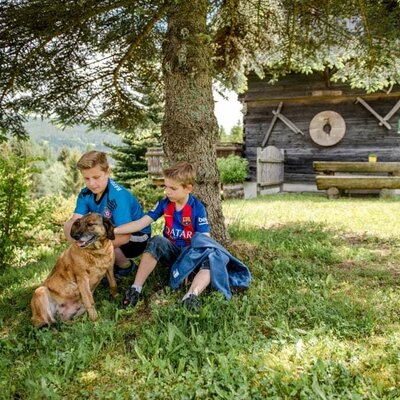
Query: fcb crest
182,216,191,226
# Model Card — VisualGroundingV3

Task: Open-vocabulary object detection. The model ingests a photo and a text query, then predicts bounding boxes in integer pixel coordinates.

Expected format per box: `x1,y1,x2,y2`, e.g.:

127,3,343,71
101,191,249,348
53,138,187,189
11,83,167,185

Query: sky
213,89,243,133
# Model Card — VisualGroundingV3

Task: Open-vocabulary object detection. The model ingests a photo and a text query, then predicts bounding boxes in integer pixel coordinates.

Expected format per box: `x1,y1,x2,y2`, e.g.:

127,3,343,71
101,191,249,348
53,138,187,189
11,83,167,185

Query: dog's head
70,213,115,248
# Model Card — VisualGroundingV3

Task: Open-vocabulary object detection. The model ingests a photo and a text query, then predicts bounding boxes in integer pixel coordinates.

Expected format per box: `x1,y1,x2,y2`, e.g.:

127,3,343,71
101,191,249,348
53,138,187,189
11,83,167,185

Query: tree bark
162,0,229,243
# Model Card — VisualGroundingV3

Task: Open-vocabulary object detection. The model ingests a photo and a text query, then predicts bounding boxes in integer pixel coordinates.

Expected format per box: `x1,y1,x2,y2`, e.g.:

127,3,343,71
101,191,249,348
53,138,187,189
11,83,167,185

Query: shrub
217,155,248,184
0,151,49,269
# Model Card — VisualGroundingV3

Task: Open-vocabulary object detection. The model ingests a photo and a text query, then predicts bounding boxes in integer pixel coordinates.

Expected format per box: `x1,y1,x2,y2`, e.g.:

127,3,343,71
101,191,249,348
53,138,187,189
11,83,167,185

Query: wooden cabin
241,72,400,187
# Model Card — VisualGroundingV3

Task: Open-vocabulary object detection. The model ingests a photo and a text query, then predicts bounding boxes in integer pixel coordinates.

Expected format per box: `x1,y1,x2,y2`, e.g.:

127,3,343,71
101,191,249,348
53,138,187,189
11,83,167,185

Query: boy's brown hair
76,151,110,172
162,161,196,187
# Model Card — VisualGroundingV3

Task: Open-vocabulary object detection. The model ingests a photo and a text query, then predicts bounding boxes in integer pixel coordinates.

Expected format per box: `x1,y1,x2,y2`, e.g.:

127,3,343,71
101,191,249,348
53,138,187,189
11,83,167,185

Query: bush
217,155,248,184
0,151,52,269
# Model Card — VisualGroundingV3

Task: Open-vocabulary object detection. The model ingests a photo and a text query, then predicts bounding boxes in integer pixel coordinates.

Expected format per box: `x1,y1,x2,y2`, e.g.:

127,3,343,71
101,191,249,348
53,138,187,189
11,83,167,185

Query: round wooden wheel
309,111,346,146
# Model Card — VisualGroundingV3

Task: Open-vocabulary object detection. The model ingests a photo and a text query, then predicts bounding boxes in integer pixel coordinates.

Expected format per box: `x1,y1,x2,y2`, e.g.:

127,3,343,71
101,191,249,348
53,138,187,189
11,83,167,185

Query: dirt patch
336,260,359,270
228,241,275,263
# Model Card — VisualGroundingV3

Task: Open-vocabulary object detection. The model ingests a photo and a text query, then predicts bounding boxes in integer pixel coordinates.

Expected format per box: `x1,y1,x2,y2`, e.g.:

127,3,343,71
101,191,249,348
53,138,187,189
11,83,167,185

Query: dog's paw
88,308,98,321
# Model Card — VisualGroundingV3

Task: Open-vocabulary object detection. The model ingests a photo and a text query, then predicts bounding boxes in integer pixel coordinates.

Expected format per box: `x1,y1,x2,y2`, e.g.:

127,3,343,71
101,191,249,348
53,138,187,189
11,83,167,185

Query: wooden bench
313,161,400,198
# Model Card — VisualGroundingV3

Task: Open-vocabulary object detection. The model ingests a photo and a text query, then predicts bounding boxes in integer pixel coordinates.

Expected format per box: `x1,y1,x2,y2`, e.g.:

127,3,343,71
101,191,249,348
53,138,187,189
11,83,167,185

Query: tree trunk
162,0,229,243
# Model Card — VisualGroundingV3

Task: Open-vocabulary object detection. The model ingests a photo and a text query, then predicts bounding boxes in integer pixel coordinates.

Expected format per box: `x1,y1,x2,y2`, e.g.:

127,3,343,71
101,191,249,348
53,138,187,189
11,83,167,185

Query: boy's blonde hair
76,151,110,172
162,161,196,187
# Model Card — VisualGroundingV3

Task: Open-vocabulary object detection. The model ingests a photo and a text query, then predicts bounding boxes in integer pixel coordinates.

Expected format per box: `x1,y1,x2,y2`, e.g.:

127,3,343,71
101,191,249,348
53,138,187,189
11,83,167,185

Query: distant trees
59,148,83,197
219,121,243,143
106,129,160,188
0,143,52,269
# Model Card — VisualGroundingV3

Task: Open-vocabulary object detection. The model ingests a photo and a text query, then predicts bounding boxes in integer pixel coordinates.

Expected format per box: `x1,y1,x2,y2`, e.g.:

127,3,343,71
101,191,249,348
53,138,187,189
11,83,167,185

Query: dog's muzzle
73,233,98,248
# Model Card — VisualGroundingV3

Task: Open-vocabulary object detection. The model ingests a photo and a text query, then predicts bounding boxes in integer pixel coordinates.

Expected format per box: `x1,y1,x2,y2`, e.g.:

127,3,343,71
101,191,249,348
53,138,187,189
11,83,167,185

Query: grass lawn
1,193,399,399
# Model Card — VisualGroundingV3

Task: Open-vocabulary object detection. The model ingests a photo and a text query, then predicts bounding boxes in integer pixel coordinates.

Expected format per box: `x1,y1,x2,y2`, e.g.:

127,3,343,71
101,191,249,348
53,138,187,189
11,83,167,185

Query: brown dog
31,213,117,328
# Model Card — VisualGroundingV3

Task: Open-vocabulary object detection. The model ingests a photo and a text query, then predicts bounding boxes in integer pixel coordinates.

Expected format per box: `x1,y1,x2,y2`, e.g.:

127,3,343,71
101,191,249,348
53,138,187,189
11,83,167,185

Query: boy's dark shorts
120,233,149,258
144,235,210,270
145,236,181,266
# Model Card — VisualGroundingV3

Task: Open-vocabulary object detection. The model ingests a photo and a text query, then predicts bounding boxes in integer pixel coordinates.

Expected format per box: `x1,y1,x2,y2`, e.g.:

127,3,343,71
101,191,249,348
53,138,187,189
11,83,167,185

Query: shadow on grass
2,221,399,340
1,221,400,398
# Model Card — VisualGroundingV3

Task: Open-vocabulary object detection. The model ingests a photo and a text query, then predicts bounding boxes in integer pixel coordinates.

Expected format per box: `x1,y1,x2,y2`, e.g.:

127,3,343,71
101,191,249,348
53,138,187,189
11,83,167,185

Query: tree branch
358,0,373,49
112,1,170,110
0,0,134,104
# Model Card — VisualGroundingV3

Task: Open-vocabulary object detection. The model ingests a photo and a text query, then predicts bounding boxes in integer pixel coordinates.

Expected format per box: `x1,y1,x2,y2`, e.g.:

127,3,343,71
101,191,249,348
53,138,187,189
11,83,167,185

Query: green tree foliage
1,0,399,241
229,121,243,143
7,137,68,198
220,121,243,143
59,148,84,197
0,146,48,269
219,126,228,142
106,129,160,187
57,146,71,165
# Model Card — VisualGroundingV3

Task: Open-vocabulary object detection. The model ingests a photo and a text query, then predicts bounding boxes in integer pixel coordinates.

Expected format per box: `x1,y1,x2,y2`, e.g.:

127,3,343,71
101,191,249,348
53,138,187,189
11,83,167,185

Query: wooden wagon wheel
309,111,346,146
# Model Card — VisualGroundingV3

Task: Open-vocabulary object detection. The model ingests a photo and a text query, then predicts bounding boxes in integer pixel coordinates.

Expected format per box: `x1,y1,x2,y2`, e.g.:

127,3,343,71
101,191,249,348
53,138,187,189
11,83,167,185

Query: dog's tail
31,286,56,328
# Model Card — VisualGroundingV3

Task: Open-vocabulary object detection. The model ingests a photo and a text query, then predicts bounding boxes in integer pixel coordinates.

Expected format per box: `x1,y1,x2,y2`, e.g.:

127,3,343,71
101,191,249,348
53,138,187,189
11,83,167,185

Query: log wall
243,73,400,182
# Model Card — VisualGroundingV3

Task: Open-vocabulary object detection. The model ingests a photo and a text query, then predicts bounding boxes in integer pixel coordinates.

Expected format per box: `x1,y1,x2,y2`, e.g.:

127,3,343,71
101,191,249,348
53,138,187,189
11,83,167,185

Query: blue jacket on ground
170,233,252,299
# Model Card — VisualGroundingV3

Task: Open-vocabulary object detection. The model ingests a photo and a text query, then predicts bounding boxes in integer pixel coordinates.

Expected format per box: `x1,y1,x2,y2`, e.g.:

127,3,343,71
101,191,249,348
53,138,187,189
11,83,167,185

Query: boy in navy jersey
114,161,210,310
64,151,150,280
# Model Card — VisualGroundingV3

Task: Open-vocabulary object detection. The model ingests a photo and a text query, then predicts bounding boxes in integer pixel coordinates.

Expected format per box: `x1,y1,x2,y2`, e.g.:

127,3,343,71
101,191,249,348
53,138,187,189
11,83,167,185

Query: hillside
24,118,121,154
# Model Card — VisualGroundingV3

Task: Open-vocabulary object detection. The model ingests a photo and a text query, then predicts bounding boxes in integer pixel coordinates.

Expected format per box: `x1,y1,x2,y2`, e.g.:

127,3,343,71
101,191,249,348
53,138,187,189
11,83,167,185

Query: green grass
1,194,400,399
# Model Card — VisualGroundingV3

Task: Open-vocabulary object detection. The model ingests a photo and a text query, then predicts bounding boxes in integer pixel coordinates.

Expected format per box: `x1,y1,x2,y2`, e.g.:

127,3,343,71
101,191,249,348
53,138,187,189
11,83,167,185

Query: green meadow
1,194,399,399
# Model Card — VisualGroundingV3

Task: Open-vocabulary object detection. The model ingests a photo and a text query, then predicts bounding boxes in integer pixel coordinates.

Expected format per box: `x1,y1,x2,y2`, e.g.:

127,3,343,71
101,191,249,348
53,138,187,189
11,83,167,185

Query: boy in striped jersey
115,161,210,310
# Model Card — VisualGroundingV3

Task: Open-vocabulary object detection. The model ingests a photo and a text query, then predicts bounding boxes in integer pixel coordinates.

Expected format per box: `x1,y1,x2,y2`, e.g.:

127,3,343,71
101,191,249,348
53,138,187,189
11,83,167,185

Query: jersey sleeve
146,198,166,221
74,189,90,215
194,201,210,233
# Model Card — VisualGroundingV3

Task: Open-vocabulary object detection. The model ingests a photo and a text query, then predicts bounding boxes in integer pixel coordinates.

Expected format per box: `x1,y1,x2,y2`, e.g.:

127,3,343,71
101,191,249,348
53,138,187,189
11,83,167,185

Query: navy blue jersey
147,194,209,247
74,178,151,235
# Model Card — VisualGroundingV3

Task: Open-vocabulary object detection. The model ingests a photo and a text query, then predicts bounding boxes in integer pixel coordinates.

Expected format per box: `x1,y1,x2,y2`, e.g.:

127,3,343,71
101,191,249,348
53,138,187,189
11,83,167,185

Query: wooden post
261,102,283,148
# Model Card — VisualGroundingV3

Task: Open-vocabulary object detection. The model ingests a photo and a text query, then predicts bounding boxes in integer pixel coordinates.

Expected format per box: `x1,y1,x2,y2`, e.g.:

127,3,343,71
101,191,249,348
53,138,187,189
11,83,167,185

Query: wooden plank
355,97,392,130
313,161,400,174
272,110,305,135
381,99,400,125
312,90,343,96
316,176,400,190
261,101,282,148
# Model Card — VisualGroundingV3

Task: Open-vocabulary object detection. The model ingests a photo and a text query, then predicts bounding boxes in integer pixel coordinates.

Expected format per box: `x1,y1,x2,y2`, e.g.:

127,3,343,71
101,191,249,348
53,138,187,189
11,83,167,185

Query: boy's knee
148,235,169,249
145,236,171,262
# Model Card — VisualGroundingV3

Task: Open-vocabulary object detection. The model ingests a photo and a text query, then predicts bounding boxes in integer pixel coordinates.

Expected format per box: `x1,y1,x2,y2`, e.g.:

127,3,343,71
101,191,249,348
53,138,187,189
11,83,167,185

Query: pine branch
112,1,171,110
0,0,133,104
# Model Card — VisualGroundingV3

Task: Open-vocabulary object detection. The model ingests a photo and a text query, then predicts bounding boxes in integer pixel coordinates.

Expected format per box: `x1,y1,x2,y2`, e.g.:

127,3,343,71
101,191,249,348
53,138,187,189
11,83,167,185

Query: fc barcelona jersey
146,195,209,247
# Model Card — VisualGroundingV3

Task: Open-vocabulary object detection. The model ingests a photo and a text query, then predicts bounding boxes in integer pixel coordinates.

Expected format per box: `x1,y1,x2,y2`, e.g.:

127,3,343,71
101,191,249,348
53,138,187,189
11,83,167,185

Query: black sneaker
182,294,201,311
121,287,141,309
114,260,136,281
101,261,136,288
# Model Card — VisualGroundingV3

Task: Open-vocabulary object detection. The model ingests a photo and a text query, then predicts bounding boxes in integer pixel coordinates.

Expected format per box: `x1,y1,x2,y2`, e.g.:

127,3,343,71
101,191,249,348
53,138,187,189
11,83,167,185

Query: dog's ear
70,218,81,237
102,217,115,240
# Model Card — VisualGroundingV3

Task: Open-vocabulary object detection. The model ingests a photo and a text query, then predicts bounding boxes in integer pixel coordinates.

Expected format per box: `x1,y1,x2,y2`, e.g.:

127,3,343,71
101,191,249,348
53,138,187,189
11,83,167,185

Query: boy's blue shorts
144,235,182,267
